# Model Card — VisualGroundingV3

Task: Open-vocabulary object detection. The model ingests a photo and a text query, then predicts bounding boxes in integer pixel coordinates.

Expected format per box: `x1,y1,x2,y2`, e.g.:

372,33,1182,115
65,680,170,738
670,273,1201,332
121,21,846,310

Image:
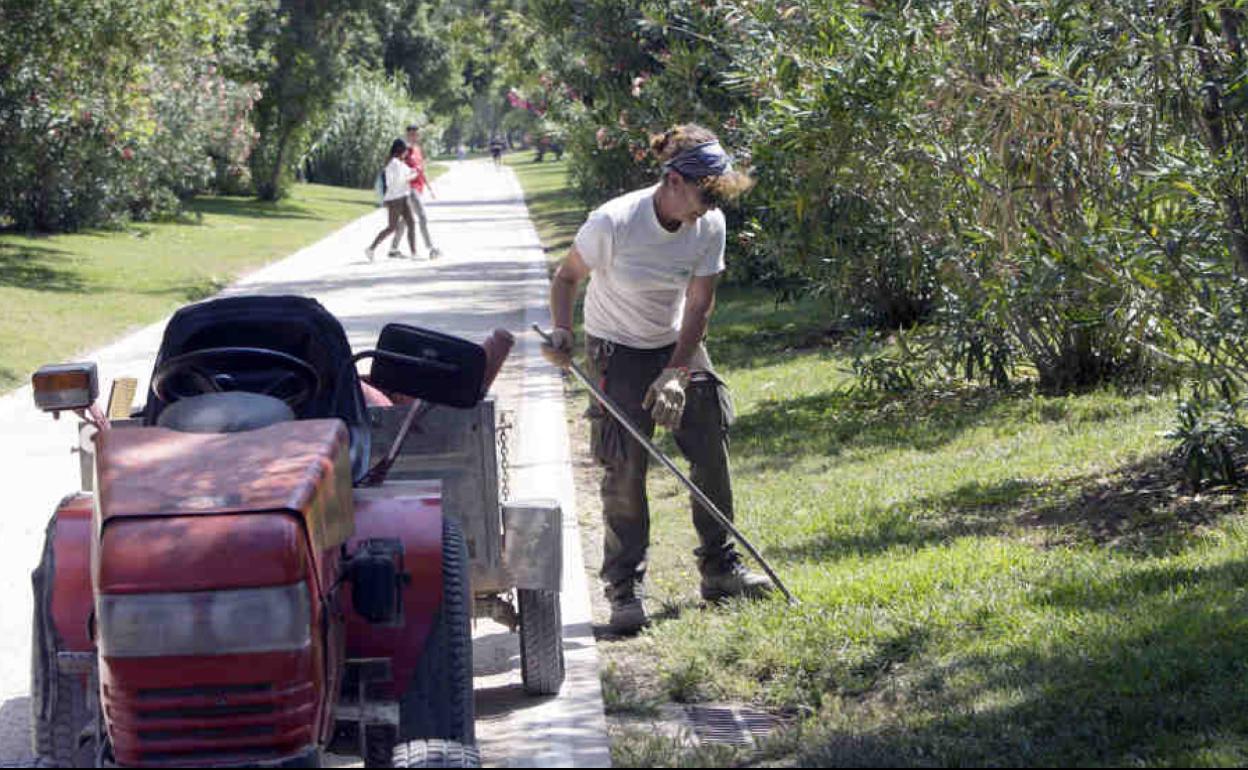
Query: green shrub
306,69,424,189
0,0,254,231
1165,397,1248,491
510,0,1248,396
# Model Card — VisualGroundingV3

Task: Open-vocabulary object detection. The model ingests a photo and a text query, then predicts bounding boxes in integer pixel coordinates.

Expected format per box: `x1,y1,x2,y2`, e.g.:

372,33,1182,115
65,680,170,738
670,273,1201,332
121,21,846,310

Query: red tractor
27,295,541,768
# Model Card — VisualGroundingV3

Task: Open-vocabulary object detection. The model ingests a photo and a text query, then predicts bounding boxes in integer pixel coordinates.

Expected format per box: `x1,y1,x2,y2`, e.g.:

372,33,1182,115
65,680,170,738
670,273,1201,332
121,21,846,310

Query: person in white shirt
541,124,772,634
366,138,418,261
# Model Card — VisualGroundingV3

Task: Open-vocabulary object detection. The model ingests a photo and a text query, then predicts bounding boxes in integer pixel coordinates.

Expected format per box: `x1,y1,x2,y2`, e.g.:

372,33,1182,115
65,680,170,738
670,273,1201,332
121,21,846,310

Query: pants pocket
585,337,627,466
590,412,627,467
717,381,736,428
688,372,736,430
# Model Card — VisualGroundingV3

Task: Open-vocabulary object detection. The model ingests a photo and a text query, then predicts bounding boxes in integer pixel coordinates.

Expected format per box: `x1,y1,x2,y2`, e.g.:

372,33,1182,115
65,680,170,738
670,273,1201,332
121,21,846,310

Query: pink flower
122,147,134,161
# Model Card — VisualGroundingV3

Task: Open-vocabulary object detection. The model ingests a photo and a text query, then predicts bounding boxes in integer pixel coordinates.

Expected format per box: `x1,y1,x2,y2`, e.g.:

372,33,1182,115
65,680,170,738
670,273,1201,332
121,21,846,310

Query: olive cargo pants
584,335,738,600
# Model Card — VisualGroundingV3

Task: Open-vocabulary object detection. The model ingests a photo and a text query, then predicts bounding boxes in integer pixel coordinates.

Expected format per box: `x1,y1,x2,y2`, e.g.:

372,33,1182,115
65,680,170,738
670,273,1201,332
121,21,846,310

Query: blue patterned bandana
663,141,732,179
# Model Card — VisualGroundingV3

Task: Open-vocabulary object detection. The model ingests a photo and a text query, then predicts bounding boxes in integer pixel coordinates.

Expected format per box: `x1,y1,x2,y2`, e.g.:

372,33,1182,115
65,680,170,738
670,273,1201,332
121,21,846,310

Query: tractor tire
392,739,480,768
365,725,396,769
30,526,91,767
30,650,89,768
517,588,565,695
398,516,474,744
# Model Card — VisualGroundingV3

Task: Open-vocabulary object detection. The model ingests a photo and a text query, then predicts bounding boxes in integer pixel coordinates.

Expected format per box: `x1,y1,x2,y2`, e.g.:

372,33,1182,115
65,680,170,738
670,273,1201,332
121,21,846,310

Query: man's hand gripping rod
533,324,797,605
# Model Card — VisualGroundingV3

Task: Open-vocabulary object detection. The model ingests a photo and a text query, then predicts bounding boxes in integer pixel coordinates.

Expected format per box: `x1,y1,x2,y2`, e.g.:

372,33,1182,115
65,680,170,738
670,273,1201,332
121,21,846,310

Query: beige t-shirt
575,185,726,349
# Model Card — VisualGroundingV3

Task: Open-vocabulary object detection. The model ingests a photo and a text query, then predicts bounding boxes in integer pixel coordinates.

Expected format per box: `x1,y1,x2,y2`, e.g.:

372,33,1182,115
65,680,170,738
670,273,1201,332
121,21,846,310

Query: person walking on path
489,136,505,167
366,138,417,261
540,124,772,635
389,124,441,260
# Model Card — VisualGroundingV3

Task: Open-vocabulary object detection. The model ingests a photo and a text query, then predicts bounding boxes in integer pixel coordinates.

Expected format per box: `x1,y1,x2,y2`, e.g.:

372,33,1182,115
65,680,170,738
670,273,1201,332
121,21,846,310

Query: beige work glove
540,327,575,369
642,367,689,429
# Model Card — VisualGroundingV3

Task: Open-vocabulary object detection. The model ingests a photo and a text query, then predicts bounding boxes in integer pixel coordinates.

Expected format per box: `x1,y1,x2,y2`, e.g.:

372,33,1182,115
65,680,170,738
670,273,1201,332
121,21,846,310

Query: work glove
540,327,575,369
642,367,689,430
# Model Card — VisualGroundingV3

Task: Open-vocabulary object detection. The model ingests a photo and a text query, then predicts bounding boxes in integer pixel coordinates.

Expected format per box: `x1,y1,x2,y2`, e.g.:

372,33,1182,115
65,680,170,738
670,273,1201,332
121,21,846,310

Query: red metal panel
50,493,94,653
94,420,355,550
102,649,321,767
344,487,444,699
97,513,308,594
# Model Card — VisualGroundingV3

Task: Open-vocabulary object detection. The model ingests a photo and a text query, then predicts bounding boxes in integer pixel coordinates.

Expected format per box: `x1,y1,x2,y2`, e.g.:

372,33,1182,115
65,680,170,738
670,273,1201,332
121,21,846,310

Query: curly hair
649,123,755,204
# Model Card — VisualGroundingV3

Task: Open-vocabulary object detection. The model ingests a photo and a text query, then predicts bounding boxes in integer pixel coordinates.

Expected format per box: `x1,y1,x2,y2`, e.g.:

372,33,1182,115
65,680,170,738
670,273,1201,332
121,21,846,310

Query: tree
247,0,376,201
0,0,252,229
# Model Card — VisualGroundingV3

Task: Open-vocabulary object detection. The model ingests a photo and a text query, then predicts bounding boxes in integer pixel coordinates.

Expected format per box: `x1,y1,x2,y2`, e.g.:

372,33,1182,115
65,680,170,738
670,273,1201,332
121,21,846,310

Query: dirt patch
1020,450,1248,552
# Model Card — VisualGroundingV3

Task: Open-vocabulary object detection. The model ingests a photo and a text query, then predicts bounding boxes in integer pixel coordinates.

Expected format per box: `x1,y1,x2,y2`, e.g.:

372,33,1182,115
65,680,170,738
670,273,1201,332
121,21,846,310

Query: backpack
374,168,386,206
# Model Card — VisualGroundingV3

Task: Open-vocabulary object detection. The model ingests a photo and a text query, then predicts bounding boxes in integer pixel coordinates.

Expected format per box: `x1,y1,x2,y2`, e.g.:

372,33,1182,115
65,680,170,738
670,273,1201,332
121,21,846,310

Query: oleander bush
510,0,1248,414
0,0,257,230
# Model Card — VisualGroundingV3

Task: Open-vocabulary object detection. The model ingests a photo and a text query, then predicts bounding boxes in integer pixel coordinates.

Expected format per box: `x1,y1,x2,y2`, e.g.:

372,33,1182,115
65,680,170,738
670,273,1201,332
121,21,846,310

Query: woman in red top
389,124,441,260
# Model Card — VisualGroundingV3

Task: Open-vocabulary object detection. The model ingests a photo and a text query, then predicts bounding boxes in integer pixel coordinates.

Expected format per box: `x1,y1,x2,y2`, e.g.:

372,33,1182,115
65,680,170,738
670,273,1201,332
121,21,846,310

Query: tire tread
398,517,474,742
518,588,565,696
392,738,480,768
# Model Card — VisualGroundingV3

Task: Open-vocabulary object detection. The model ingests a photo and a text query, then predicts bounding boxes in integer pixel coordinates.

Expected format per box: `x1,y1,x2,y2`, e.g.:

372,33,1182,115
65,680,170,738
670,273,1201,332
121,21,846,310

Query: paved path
0,161,610,767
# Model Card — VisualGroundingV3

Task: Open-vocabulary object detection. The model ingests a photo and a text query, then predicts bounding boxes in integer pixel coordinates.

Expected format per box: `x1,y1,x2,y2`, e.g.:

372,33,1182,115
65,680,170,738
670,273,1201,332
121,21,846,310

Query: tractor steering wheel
151,347,322,410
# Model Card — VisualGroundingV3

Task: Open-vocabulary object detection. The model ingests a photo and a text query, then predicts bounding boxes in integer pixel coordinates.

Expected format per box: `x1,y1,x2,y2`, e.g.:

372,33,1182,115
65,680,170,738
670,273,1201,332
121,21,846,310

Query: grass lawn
510,151,1248,766
0,182,380,392
506,150,585,259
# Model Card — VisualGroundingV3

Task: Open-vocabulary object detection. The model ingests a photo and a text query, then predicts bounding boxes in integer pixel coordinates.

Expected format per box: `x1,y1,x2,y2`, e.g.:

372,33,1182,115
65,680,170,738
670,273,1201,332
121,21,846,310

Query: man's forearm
668,299,713,369
550,273,578,330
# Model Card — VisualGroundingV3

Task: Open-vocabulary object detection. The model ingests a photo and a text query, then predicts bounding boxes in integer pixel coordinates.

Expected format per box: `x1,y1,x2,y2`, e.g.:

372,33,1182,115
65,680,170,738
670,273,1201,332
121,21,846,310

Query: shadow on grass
734,379,1159,470
708,286,844,371
187,196,322,221
521,188,584,255
0,242,87,292
1018,451,1246,554
769,477,1046,563
137,276,228,303
772,450,1246,564
732,387,1020,467
802,558,1248,766
326,197,377,208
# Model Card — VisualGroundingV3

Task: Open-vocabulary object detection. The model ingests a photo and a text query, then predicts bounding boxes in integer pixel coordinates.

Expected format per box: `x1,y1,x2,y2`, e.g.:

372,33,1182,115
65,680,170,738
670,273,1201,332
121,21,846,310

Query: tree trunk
257,123,294,202
1193,7,1248,272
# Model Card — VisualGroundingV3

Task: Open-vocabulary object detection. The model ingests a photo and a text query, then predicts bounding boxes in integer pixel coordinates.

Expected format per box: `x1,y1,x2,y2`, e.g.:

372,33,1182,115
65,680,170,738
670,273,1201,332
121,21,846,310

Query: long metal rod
533,325,797,605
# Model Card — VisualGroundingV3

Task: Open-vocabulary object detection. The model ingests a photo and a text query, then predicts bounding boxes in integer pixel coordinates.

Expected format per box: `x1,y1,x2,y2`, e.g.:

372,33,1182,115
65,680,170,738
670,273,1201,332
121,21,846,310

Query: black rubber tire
30,651,89,767
30,522,91,767
392,739,480,768
398,516,475,743
365,725,396,768
518,588,565,695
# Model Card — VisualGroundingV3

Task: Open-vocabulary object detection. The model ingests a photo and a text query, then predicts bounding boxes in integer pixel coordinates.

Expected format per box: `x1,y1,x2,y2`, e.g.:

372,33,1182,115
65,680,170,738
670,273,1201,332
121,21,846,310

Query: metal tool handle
533,324,797,605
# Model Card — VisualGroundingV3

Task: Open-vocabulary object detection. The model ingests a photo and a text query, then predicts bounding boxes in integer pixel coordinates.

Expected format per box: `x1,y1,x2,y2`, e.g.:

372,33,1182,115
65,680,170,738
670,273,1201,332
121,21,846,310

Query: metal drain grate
682,704,779,748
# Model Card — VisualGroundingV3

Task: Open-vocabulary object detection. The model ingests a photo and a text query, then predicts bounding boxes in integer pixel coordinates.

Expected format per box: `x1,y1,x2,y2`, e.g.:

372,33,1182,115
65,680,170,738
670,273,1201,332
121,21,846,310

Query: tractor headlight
98,583,312,658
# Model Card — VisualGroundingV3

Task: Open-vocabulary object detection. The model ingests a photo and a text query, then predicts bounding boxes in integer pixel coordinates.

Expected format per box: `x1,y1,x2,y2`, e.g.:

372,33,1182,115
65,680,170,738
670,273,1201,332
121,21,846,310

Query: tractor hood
95,419,355,551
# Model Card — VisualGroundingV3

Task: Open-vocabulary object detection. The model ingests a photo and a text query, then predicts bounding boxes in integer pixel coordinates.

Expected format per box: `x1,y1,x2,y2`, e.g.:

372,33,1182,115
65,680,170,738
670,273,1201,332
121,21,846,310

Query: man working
541,124,772,634
389,124,441,260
